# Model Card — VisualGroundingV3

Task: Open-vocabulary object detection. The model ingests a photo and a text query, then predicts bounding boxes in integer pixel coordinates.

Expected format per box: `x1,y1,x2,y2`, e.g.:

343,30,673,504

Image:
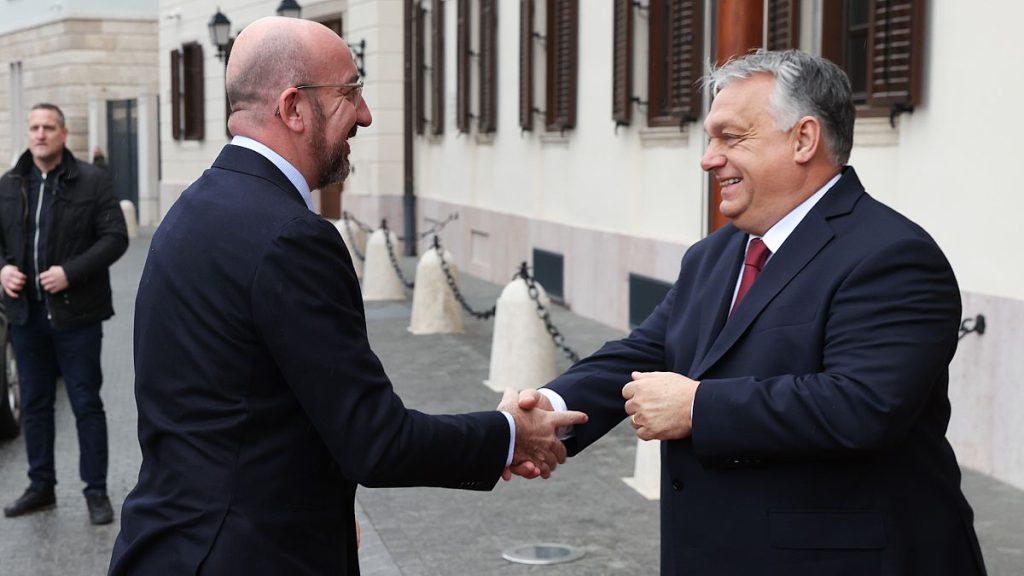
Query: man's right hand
497,389,586,481
0,265,26,298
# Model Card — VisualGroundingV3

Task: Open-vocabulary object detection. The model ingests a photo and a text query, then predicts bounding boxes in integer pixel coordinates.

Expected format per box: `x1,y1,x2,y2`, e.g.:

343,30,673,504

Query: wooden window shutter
867,0,923,109
767,0,800,51
479,0,498,133
546,0,578,132
170,49,182,140
612,0,633,126
414,4,427,135
183,42,205,140
648,0,702,127
519,0,534,131
456,0,470,133
431,0,446,136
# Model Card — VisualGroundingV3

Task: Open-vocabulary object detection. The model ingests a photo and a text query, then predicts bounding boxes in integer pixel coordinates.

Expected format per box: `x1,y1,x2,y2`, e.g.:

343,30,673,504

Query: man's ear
792,116,821,164
275,88,305,133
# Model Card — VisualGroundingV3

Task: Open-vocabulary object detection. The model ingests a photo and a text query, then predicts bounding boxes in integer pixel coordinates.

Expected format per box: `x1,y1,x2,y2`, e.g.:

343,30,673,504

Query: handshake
496,388,586,482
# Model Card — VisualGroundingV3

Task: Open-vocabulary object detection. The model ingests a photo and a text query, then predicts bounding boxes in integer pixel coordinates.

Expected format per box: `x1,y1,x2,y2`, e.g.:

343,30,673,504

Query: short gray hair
706,49,855,165
31,103,66,128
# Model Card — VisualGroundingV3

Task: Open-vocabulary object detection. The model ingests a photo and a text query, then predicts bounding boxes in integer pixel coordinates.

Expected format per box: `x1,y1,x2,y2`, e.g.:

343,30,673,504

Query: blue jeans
11,301,107,496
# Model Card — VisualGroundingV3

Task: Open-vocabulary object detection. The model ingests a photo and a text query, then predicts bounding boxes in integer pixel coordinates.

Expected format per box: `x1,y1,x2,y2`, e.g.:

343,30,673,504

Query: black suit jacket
109,145,509,575
547,168,986,575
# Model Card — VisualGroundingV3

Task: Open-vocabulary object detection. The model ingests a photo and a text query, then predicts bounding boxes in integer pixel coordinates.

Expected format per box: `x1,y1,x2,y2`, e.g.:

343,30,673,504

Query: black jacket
0,147,128,329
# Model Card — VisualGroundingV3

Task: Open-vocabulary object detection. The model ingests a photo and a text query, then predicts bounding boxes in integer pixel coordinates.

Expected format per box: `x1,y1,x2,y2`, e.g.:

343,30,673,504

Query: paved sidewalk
0,230,1021,575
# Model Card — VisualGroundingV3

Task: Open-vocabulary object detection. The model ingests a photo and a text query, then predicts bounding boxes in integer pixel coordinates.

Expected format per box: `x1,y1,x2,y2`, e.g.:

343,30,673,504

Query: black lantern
208,8,232,62
275,0,302,19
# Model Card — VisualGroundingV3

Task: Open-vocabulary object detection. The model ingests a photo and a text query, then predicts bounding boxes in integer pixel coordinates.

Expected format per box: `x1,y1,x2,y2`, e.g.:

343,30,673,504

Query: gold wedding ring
631,413,638,427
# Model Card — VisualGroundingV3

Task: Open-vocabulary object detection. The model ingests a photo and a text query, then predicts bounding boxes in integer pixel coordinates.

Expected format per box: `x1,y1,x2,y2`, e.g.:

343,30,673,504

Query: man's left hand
40,265,68,293
622,371,699,441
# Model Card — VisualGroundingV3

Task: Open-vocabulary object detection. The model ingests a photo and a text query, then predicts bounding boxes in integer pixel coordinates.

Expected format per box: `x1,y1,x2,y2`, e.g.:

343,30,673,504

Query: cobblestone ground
1,230,1021,575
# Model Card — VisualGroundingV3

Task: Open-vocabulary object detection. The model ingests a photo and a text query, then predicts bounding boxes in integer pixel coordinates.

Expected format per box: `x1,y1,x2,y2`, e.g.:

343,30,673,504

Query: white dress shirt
230,136,315,212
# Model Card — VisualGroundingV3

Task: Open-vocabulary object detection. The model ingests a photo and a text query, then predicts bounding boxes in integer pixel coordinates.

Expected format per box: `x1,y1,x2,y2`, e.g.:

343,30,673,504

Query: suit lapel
692,231,747,366
692,168,864,378
212,145,308,209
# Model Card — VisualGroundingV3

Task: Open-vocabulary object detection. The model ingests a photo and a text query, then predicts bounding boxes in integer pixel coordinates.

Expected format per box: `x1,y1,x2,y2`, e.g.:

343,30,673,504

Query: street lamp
208,7,232,62
276,0,302,18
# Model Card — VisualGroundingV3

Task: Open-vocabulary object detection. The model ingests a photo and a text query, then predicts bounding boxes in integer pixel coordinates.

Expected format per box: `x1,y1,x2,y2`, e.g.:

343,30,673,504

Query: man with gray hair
514,50,986,574
108,16,584,576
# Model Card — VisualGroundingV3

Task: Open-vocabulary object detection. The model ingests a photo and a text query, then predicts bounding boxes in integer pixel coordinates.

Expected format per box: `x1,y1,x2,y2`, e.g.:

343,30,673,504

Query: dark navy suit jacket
109,145,509,575
548,168,986,575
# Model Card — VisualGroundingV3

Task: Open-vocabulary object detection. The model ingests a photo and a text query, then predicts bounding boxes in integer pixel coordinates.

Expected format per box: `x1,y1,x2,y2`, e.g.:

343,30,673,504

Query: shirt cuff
538,389,572,440
500,411,515,467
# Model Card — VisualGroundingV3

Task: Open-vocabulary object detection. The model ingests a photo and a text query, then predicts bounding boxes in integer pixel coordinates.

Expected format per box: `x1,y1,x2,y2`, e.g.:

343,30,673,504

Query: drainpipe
403,0,417,256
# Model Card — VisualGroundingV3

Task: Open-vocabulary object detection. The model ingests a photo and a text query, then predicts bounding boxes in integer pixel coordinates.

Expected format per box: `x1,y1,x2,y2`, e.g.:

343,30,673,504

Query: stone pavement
0,229,1022,575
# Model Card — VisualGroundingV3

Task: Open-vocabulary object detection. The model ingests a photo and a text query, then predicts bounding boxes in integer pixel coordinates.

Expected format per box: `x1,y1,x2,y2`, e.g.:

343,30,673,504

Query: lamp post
208,8,231,62
276,0,302,18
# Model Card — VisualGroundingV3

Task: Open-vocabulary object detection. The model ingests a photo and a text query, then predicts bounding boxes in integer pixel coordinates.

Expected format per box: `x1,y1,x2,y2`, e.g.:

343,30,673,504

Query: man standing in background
0,103,128,525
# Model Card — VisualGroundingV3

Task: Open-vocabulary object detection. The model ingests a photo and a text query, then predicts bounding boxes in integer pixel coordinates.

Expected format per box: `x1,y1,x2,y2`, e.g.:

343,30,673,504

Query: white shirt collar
229,135,314,212
756,172,842,256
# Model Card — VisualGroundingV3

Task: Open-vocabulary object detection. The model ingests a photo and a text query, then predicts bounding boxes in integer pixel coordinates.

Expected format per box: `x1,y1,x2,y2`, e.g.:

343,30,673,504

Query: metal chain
417,212,460,240
516,262,580,363
342,211,375,234
380,219,415,289
432,236,496,320
340,214,366,262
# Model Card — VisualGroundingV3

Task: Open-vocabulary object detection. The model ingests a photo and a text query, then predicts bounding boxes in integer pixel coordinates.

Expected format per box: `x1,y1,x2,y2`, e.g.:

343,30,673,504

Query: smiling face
701,74,804,236
27,108,68,170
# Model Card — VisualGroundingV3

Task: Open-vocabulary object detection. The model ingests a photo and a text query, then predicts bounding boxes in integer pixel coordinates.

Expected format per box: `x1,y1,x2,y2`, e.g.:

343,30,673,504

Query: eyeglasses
295,78,364,107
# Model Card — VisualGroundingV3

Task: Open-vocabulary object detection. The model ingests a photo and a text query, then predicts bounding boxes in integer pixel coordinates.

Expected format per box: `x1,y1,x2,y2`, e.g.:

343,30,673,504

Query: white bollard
120,200,138,239
622,438,662,500
333,219,366,279
484,277,556,392
361,229,407,301
409,248,464,334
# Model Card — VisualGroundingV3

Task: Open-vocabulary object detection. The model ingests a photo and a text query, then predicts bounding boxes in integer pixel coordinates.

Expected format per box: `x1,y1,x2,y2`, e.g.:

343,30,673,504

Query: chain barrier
341,211,375,234
432,235,496,320
417,212,459,241
516,262,580,363
340,213,366,262
380,219,415,289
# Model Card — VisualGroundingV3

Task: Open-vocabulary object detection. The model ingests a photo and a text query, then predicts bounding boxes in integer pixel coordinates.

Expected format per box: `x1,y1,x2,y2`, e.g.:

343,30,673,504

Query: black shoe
86,493,114,525
3,486,56,517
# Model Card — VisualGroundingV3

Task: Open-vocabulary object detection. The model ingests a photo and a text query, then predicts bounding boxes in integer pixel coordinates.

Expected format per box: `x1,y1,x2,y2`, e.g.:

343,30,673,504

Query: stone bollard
622,438,661,500
484,277,556,392
120,200,138,239
409,248,464,334
361,228,406,301
333,219,366,279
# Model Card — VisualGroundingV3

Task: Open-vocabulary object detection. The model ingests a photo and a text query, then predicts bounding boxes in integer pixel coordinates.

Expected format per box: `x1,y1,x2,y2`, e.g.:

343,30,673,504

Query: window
545,0,578,132
170,43,205,141
413,3,428,135
612,0,703,129
456,0,471,133
519,0,535,131
432,0,446,135
478,0,498,133
766,0,800,51
822,0,924,115
647,0,703,128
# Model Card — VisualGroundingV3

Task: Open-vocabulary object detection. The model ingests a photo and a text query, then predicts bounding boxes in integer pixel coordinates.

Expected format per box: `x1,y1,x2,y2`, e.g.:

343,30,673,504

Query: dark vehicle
0,303,20,440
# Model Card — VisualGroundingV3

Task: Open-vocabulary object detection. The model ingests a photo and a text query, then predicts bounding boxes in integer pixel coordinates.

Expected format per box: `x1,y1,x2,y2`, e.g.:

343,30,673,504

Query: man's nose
357,99,372,128
700,147,725,172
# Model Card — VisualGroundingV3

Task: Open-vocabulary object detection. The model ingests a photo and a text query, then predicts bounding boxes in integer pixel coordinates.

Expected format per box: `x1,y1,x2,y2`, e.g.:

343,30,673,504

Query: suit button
671,479,683,492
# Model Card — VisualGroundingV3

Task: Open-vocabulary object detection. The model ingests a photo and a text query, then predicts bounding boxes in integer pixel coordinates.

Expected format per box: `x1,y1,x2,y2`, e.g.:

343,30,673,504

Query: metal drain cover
501,543,586,565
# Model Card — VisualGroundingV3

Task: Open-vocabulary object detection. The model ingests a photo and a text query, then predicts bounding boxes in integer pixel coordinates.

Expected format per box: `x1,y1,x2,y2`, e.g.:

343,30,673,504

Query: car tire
0,332,20,440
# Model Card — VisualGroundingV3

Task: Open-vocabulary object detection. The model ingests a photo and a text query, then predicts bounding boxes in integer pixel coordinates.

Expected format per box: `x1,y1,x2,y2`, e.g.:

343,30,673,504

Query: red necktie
730,238,771,317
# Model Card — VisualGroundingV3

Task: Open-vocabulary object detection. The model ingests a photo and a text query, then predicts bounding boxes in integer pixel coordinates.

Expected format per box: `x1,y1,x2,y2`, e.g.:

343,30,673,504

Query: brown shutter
612,0,633,126
414,4,426,135
546,0,578,132
170,49,181,140
766,0,800,51
431,0,445,136
456,0,470,133
519,0,534,131
867,0,923,108
648,0,703,127
479,0,498,133
183,42,205,140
